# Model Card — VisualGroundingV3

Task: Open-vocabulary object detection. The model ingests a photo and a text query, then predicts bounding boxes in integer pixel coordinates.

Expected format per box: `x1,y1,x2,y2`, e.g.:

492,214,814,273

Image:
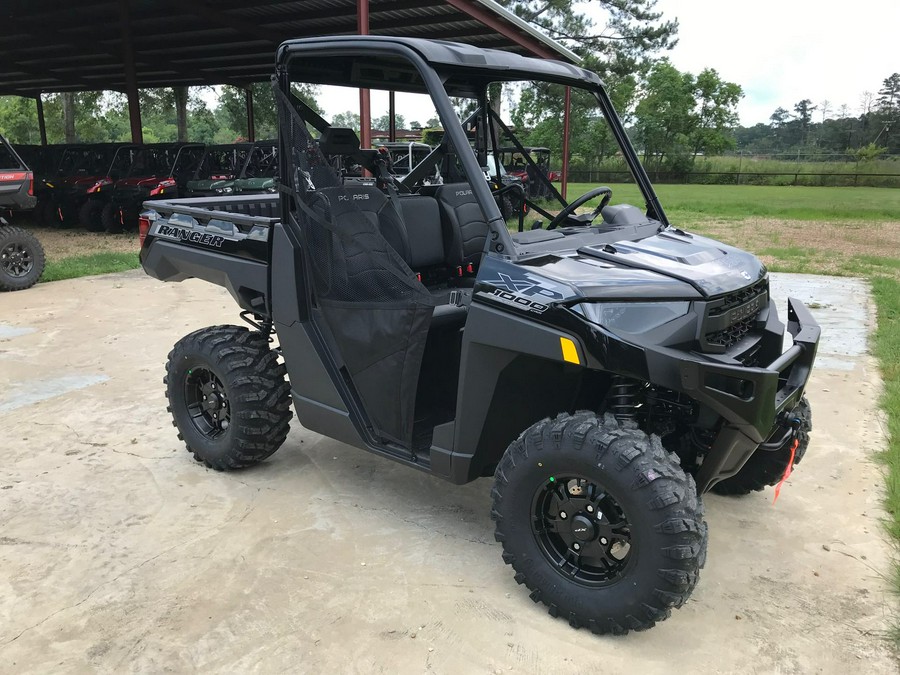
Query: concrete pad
0,270,895,672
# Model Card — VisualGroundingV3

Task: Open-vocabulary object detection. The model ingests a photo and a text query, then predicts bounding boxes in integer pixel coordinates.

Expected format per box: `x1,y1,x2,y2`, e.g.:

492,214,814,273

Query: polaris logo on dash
156,224,225,248
338,193,370,201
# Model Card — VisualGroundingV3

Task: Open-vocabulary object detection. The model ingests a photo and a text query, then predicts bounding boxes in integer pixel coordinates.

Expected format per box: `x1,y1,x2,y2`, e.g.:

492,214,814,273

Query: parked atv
103,143,204,232
0,134,44,290
501,146,559,200
43,144,138,229
184,144,252,197
13,143,69,226
231,140,279,194
140,37,819,634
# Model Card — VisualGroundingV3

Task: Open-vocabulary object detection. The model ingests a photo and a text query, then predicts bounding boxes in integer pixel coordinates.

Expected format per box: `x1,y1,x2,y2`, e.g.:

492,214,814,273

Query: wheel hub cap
570,514,596,541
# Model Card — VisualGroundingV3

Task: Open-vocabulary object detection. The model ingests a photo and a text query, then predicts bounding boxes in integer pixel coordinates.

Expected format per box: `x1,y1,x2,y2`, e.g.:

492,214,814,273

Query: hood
577,230,767,297
115,176,164,189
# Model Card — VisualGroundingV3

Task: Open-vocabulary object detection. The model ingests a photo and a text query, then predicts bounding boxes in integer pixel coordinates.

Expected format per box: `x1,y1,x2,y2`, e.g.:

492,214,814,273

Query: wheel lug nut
600,537,608,545
560,511,567,519
573,543,580,551
586,505,594,513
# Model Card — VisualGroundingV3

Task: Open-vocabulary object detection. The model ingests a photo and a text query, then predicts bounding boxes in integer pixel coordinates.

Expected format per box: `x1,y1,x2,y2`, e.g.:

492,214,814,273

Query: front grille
705,316,755,349
707,278,768,317
700,278,768,353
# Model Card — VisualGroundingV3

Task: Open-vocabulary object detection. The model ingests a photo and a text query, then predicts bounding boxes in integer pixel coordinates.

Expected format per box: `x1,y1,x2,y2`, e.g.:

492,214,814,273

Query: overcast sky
295,0,899,127
647,0,899,124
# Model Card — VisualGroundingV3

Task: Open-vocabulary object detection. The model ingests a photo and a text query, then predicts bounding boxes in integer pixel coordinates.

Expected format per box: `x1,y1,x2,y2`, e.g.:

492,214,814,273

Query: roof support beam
120,1,143,144
442,0,561,60
561,86,571,200
245,87,256,142
358,0,372,150
35,95,47,146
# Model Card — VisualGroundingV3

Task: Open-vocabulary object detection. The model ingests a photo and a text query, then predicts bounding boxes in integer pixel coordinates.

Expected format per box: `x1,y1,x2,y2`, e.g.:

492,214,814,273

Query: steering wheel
546,186,613,230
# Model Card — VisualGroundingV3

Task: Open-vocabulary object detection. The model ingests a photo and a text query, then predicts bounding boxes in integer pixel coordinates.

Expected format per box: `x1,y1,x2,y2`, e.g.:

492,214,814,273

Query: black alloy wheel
183,366,231,439
532,475,633,587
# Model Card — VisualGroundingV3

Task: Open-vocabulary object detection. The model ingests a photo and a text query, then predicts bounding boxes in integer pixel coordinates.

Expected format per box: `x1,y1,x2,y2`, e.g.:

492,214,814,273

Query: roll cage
275,35,668,264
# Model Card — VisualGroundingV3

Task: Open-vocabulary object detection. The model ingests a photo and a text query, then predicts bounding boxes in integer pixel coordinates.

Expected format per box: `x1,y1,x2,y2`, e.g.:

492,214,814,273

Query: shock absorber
607,375,641,421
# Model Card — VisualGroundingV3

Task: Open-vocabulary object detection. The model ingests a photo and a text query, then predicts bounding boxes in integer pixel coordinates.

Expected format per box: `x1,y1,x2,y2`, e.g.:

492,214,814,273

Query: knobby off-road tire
165,325,292,470
0,225,45,291
711,396,812,496
492,412,707,634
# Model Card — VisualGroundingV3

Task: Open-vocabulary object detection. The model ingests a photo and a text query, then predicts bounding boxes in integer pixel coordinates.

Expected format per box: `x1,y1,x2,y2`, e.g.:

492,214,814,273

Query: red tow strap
772,438,799,505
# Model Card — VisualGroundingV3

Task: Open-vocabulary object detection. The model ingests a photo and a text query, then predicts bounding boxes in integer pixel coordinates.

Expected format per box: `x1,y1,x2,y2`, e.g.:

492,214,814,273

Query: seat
398,195,444,270
430,183,489,283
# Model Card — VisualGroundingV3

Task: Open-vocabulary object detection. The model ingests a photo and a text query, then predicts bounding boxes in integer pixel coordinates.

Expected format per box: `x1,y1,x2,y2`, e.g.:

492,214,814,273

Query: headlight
215,186,234,194
573,301,690,334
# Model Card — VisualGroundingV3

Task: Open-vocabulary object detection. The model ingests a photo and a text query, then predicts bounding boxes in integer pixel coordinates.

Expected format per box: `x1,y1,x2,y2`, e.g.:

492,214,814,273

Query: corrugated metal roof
0,0,575,96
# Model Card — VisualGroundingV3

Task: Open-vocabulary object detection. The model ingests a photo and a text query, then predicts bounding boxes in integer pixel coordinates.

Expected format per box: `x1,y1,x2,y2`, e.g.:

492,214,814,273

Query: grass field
566,182,900,221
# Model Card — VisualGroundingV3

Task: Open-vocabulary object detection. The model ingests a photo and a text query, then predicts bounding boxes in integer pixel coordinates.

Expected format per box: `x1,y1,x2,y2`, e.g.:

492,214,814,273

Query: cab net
274,82,435,446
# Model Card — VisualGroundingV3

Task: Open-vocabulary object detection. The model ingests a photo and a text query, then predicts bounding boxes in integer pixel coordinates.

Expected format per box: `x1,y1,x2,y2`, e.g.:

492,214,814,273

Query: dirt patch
12,221,139,263
689,217,900,277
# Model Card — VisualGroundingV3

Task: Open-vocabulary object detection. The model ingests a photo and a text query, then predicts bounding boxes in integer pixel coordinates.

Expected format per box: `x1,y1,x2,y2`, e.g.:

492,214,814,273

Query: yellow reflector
560,336,580,365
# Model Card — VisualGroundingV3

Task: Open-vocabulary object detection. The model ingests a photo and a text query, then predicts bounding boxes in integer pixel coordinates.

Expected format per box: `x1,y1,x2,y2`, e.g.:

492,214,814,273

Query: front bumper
685,298,820,491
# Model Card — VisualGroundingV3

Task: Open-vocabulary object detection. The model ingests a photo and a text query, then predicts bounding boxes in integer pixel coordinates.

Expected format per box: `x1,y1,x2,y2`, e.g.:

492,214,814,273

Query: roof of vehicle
277,36,602,97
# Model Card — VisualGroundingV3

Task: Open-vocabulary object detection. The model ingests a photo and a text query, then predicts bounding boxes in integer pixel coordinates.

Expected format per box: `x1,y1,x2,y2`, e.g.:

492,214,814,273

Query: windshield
197,146,249,179
127,147,176,177
282,41,665,261
58,147,113,176
242,145,278,178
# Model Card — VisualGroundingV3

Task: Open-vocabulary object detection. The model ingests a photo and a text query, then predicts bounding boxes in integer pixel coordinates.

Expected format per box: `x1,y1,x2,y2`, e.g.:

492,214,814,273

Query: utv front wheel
0,225,46,291
492,413,706,634
711,396,812,496
165,325,292,470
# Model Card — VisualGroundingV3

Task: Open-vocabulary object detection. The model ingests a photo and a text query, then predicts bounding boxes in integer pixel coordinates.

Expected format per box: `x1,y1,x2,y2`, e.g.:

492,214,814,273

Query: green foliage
372,113,406,131
853,142,888,162
421,128,444,146
330,111,360,133
632,61,742,173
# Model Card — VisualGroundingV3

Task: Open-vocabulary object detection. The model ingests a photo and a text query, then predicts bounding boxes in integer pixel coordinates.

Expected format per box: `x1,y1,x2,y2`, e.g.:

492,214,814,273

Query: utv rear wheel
711,396,812,496
0,226,45,291
101,203,123,234
165,325,292,470
492,412,706,634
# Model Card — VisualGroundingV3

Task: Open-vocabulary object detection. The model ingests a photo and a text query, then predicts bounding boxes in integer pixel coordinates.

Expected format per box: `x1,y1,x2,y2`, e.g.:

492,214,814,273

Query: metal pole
119,1,143,144
245,87,256,141
388,90,396,142
357,0,371,149
35,95,47,146
561,85,571,200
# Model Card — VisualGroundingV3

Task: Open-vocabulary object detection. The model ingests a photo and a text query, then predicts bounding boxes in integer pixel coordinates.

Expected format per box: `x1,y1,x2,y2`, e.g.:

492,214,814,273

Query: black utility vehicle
140,37,820,634
1,134,45,290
